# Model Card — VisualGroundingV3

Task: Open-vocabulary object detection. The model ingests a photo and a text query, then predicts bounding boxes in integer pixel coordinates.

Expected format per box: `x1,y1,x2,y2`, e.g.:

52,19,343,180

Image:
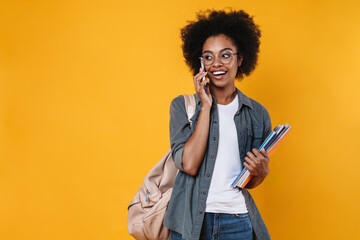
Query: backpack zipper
146,190,149,202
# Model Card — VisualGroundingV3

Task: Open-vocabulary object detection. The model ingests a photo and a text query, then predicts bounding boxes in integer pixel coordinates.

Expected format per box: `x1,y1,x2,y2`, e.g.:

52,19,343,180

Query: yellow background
1,0,360,239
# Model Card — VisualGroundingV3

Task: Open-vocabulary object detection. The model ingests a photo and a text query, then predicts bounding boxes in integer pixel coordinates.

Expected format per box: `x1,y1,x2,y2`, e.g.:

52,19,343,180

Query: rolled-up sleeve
169,95,193,171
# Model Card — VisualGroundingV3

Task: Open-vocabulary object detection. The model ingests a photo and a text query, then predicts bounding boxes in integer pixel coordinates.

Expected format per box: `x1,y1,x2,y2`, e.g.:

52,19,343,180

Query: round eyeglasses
201,50,239,66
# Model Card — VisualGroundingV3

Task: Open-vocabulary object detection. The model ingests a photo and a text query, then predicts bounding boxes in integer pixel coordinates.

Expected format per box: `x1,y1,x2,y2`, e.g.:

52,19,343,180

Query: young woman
163,10,272,240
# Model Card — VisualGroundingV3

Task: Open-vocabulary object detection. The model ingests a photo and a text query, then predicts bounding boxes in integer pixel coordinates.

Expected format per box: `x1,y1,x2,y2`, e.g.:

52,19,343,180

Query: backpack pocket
142,188,172,240
128,192,148,240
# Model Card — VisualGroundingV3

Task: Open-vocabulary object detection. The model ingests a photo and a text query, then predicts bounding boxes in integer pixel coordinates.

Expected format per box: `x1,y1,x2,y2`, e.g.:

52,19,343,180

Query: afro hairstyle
181,9,261,79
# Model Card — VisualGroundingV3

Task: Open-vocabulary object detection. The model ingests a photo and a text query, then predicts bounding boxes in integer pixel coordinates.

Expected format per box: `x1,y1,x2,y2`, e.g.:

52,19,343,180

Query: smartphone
199,57,209,94
199,57,206,82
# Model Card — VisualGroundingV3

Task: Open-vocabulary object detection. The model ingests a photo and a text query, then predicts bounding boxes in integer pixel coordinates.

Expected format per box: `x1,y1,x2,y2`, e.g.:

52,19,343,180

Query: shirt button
212,137,216,141
207,174,211,177
210,155,214,158
214,121,217,124
202,191,206,195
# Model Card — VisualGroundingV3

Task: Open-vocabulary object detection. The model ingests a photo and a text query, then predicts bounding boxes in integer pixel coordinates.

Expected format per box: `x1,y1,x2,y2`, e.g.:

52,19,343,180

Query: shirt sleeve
169,95,193,171
262,107,272,142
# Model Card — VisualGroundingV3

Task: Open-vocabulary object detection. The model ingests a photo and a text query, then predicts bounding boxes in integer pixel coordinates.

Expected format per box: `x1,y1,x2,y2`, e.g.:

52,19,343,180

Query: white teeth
213,71,226,75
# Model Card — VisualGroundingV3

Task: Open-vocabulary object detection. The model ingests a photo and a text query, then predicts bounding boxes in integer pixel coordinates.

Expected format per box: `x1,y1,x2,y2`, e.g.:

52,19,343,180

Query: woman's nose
212,58,223,67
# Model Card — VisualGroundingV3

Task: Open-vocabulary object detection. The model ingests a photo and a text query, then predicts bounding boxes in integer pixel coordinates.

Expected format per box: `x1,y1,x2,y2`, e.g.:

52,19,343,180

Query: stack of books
231,123,292,189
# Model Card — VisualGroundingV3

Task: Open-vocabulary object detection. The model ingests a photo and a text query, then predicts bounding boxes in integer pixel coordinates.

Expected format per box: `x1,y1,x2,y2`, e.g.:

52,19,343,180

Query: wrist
245,175,265,189
201,104,211,113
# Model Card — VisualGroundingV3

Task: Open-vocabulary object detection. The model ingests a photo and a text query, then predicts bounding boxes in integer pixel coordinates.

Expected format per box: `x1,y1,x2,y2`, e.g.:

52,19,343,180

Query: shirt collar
194,87,254,110
236,88,254,110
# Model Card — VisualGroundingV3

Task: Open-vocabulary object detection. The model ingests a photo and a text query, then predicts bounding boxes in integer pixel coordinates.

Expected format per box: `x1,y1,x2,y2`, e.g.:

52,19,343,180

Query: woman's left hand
243,148,270,179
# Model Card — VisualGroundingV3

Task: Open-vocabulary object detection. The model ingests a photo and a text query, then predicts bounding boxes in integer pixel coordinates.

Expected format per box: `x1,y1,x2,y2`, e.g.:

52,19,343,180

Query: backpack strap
182,94,196,127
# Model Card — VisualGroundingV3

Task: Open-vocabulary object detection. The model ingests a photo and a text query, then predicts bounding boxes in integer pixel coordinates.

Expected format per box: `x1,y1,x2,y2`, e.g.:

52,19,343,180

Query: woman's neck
210,85,237,105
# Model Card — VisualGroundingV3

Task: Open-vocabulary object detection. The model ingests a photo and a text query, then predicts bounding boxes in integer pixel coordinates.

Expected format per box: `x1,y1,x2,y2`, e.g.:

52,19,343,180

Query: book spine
240,173,253,188
267,127,292,156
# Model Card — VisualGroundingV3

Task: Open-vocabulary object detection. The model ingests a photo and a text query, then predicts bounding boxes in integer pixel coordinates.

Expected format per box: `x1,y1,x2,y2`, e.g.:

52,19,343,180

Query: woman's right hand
193,68,212,108
182,68,212,176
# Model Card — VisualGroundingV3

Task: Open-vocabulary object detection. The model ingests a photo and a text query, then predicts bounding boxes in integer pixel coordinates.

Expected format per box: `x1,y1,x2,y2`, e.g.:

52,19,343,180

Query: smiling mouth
211,70,227,79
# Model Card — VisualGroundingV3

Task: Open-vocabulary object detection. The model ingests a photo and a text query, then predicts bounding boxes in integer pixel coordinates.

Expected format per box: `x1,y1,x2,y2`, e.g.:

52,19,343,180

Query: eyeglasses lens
202,51,234,66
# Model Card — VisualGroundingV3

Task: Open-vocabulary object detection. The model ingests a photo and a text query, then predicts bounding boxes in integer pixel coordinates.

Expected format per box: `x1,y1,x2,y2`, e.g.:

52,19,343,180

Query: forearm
244,175,266,189
182,105,211,176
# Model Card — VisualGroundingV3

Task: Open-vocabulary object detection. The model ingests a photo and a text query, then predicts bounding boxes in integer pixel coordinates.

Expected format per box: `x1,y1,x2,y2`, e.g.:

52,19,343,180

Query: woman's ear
238,55,243,67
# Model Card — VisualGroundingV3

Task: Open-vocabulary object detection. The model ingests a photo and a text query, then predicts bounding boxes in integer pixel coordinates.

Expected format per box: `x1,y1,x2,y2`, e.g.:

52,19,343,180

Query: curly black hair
181,9,261,79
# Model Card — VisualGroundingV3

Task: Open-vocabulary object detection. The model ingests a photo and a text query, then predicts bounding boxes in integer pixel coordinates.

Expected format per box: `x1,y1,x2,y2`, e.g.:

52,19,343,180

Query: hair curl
181,9,261,79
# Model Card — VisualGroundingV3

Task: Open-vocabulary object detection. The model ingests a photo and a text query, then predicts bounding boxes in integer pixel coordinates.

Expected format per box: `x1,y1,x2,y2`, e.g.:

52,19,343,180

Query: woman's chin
209,79,232,89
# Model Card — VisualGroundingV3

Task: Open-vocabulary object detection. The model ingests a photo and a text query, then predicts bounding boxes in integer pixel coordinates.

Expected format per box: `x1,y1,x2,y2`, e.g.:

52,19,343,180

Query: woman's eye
204,55,213,61
222,53,231,59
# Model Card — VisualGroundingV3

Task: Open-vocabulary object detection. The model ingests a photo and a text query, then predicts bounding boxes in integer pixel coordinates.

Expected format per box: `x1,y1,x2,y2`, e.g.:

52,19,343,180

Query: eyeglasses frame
200,51,240,66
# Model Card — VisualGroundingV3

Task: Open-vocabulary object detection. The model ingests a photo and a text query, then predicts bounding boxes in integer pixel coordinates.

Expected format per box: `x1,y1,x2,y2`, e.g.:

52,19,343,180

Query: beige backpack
127,95,196,240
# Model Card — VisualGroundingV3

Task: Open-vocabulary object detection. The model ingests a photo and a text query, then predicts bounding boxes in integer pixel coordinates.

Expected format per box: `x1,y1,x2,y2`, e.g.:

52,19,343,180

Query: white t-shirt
205,95,248,214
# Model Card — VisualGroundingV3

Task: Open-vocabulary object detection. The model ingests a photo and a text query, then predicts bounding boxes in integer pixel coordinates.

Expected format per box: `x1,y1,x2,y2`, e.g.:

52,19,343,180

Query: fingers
245,150,259,166
200,76,209,86
247,150,257,161
193,68,208,92
244,156,256,171
244,148,270,177
260,148,270,160
251,148,269,162
243,161,252,172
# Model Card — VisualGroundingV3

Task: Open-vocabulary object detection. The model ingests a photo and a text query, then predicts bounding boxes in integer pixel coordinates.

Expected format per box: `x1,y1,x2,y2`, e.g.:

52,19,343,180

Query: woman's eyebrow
202,48,234,54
